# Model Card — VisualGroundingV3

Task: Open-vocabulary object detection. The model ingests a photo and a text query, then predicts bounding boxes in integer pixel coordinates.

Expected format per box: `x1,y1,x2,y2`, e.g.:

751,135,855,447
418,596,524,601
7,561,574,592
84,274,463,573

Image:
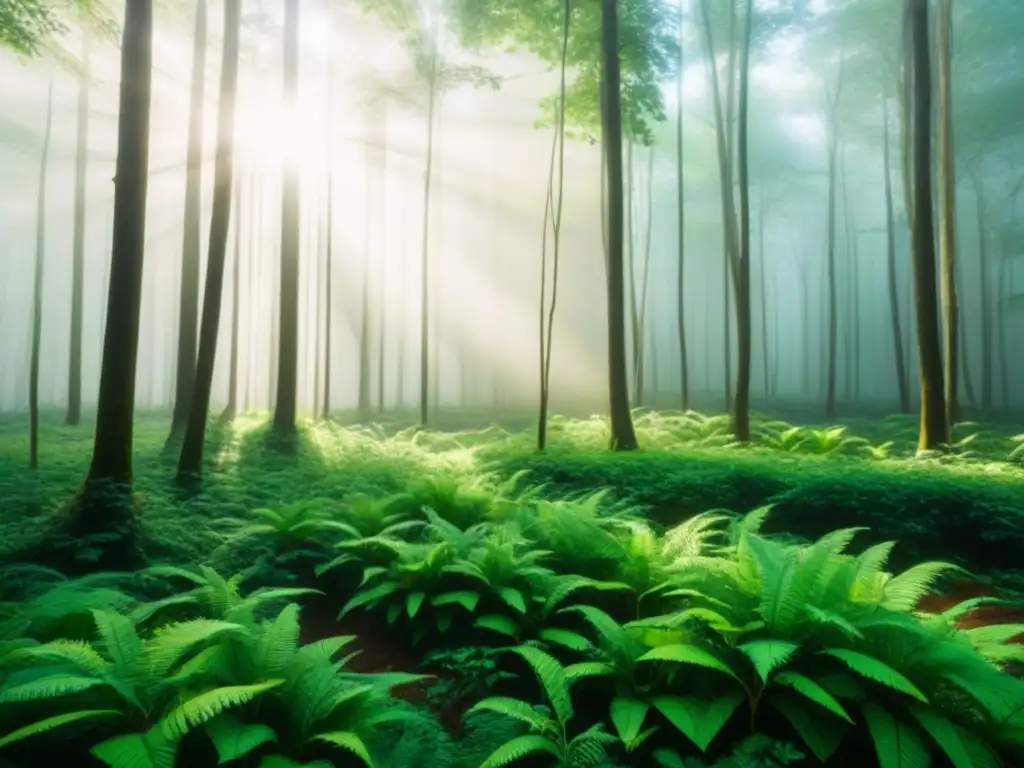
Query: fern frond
159,680,284,742
0,709,123,749
478,734,561,768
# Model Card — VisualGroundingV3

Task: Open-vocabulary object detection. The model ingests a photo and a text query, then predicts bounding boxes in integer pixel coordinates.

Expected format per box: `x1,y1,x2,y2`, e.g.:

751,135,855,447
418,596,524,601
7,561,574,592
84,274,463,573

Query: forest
0,0,1023,766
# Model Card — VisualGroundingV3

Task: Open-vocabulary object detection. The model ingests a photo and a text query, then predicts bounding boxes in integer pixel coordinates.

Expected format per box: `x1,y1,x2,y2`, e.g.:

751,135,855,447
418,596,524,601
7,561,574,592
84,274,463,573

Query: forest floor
2,407,1024,766
1,406,1023,582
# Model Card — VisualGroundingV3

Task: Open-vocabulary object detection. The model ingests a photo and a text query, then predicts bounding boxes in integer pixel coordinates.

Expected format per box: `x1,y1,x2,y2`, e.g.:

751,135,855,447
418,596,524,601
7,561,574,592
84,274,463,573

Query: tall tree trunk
733,0,753,442
996,246,1009,410
30,84,54,470
600,0,638,451
77,0,154,542
675,7,689,411
358,123,373,417
936,0,958,426
824,51,845,419
537,0,570,452
377,107,388,413
323,62,334,419
419,47,439,428
273,0,301,435
973,171,992,410
757,184,769,401
171,0,208,434
626,141,640,401
66,30,91,427
905,0,948,451
178,0,241,478
220,171,243,423
636,145,655,406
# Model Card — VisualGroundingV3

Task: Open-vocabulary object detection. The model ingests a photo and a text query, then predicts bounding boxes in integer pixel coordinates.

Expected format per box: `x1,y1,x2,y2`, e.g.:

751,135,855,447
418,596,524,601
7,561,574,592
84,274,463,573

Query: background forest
0,0,1023,767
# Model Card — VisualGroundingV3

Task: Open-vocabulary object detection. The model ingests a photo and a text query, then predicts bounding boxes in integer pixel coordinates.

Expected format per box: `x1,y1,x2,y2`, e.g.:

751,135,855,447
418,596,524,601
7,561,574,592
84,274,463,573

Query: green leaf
431,590,480,612
205,714,276,764
774,670,854,723
512,646,574,726
474,614,520,638
479,734,561,768
905,704,977,768
436,611,453,633
469,696,551,731
769,689,846,763
339,582,401,618
406,591,425,618
652,692,742,752
387,602,401,625
0,674,108,703
610,697,650,746
820,649,928,702
861,703,932,768
0,709,123,749
159,681,284,742
314,731,374,767
497,587,527,614
91,729,178,768
638,644,739,680
537,628,591,651
739,639,800,682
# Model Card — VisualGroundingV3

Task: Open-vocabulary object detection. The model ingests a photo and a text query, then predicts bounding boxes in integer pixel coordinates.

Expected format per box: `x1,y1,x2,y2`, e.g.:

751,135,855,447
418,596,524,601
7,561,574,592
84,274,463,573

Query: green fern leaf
5,639,110,676
610,696,650,746
146,619,245,678
339,582,401,618
431,591,480,612
0,709,122,749
652,692,742,751
769,689,846,762
536,628,591,651
479,734,561,768
745,534,803,630
406,591,425,618
638,644,740,680
512,645,573,726
92,610,144,673
0,673,108,703
314,730,374,766
861,702,931,768
564,661,618,681
739,639,799,682
883,562,964,612
474,614,519,638
259,756,334,768
253,605,301,676
159,680,284,742
652,747,686,768
91,729,178,768
774,671,853,723
820,649,928,702
497,587,527,614
802,604,864,639
205,714,277,764
468,696,551,731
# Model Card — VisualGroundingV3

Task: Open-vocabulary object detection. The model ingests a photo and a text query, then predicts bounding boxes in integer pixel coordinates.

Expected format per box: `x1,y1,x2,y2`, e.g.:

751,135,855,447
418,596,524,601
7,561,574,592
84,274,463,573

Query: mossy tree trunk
30,84,54,470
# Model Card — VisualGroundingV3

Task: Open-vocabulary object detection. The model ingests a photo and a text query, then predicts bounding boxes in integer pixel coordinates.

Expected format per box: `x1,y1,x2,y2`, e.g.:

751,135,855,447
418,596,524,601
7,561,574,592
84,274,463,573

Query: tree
220,174,244,424
273,0,301,436
601,0,639,451
178,0,241,478
74,0,154,550
935,0,958,426
904,0,947,451
733,0,753,442
674,4,689,411
66,27,92,427
171,0,208,436
30,83,54,470
882,97,910,412
823,44,845,419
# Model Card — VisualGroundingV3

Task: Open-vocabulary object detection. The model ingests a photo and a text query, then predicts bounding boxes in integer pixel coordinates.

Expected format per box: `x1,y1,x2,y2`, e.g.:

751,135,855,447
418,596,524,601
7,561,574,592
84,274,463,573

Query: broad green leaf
474,614,519,638
479,734,561,768
498,587,527,614
431,590,480,612
314,731,374,767
205,714,276,764
0,709,123,749
652,692,743,752
861,702,932,768
769,689,846,763
406,591,425,618
610,697,650,746
906,704,982,768
739,639,799,682
820,649,928,702
638,644,739,680
774,670,853,723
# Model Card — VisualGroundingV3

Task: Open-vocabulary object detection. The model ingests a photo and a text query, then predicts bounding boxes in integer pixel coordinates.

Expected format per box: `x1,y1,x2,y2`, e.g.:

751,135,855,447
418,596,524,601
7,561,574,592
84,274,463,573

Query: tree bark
171,0,208,435
66,30,91,427
220,171,243,424
905,0,948,451
273,0,301,436
30,84,54,470
936,0,959,426
675,6,689,411
600,0,638,451
419,44,439,428
973,171,992,410
178,0,241,478
824,50,845,419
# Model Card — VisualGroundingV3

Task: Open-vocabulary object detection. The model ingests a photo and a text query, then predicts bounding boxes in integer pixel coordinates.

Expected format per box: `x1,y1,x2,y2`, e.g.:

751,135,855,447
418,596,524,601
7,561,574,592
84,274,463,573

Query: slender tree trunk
323,64,334,419
358,121,373,417
973,172,992,410
273,0,301,435
66,31,91,427
537,0,570,452
220,171,243,423
171,0,208,435
675,8,689,411
178,0,241,478
757,185,769,401
824,50,845,419
29,84,54,470
626,141,640,401
905,0,948,451
419,48,439,428
377,107,388,413
996,246,1009,410
936,0,958,426
636,145,655,406
733,0,753,442
78,0,154,541
600,0,638,451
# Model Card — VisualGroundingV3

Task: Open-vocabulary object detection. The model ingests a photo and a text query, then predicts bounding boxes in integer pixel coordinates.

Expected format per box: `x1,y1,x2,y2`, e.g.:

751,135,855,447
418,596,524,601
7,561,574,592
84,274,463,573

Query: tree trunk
733,0,753,442
973,172,992,410
77,0,154,543
377,107,389,413
537,0,570,452
824,52,845,419
626,141,640,401
757,184,768,401
178,0,241,478
220,171,243,423
30,84,54,470
905,0,948,451
66,30,91,427
600,0,638,451
936,0,959,427
419,47,439,428
273,0,301,436
171,0,208,435
675,7,689,411
358,120,373,417
636,145,655,406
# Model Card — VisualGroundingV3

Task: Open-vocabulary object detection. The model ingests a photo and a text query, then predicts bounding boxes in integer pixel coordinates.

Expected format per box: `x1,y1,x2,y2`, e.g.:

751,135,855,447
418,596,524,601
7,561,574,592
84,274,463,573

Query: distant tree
30,84,54,470
733,0,753,442
178,0,241,479
674,4,689,411
881,97,910,412
171,0,208,437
